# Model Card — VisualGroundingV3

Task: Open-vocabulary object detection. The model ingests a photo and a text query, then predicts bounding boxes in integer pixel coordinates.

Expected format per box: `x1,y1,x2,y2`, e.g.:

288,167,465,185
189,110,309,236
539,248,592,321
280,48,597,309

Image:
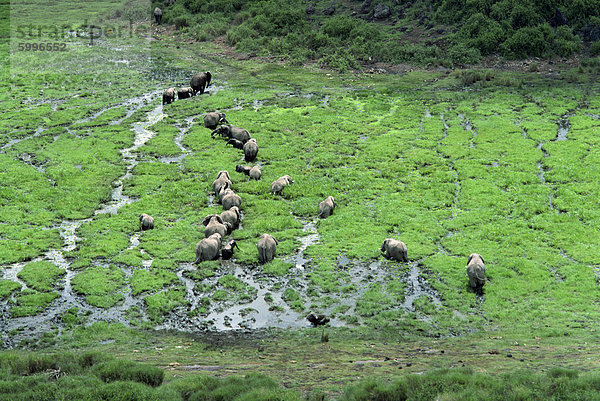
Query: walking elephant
381,238,408,262
177,87,195,99
318,196,335,218
219,188,242,210
190,71,211,95
257,234,278,264
202,214,230,240
243,138,258,162
220,206,241,232
249,165,261,180
236,164,252,175
154,7,162,24
271,175,293,195
204,111,228,130
211,125,251,144
221,240,239,260
139,213,154,230
212,170,232,196
195,233,222,263
162,87,175,105
467,253,486,294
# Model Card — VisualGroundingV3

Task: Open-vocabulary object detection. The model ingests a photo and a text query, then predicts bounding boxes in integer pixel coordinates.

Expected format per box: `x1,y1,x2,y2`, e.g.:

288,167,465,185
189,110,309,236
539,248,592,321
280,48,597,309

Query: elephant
195,233,222,263
249,165,261,180
318,196,335,218
467,253,486,294
271,175,294,195
219,188,242,210
257,233,278,264
154,7,162,24
220,206,241,232
236,164,252,175
204,112,228,130
162,87,175,105
307,313,330,327
190,71,211,95
221,240,239,260
202,214,230,240
177,87,195,99
381,238,408,262
211,125,251,144
243,138,258,162
212,170,232,196
227,138,244,149
139,213,154,230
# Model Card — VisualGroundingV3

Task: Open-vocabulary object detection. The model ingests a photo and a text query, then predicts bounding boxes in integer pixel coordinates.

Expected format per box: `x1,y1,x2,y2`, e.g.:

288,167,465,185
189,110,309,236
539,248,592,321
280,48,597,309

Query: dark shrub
502,23,553,58
458,13,507,55
93,360,164,387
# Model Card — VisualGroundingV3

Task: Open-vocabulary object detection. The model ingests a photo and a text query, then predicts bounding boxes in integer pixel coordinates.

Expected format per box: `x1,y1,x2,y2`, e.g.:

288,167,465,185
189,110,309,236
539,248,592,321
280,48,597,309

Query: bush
458,13,507,55
93,360,164,387
590,41,600,56
553,26,583,57
502,23,553,59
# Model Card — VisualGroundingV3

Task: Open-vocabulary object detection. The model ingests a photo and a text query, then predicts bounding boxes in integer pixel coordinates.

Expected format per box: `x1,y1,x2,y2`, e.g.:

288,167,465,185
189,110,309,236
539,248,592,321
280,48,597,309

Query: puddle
400,262,443,312
2,262,30,290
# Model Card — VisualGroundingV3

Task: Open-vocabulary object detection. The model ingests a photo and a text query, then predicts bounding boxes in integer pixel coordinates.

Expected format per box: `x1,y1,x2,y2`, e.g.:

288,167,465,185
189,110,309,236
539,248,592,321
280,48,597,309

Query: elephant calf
220,206,241,233
212,170,232,196
195,233,222,263
318,196,335,218
221,240,239,260
249,165,261,180
257,234,278,264
202,214,230,240
204,111,228,130
236,164,252,175
177,87,195,99
139,214,154,230
154,7,162,24
243,138,259,162
381,238,408,262
467,253,486,294
162,87,175,105
227,138,244,149
271,175,294,195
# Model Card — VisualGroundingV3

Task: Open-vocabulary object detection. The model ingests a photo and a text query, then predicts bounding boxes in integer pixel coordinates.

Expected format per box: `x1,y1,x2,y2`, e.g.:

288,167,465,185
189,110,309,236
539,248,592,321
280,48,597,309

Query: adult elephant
211,125,251,144
195,233,222,263
212,170,232,196
257,234,278,264
467,253,486,294
220,188,242,211
162,87,175,105
271,175,293,195
318,196,335,218
220,206,241,232
154,7,162,24
243,138,258,162
202,214,229,239
190,71,212,95
249,165,261,180
204,112,228,130
381,238,408,262
139,213,154,230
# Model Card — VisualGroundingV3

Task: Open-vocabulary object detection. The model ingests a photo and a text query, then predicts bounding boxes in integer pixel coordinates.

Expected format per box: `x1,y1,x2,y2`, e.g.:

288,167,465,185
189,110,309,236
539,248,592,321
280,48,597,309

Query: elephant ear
331,197,335,207
202,215,213,226
205,71,212,87
272,236,278,245
479,255,485,265
467,254,474,265
216,215,223,224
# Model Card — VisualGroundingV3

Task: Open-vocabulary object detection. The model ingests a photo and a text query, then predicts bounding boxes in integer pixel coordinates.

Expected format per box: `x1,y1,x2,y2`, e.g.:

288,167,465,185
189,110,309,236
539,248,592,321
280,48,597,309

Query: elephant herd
154,70,485,295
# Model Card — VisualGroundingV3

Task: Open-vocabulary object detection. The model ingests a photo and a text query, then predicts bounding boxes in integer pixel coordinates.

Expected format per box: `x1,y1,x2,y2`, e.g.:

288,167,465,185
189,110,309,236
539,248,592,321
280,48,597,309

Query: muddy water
555,114,571,141
287,220,320,270
400,262,443,311
159,116,194,164
458,114,477,148
1,127,45,152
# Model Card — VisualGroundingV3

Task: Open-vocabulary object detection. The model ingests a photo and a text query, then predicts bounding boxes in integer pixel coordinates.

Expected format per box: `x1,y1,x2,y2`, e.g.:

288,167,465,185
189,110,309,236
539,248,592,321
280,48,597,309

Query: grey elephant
154,7,162,24
381,238,408,262
202,214,230,239
190,71,211,95
204,112,228,130
318,196,335,218
467,253,486,294
219,188,242,210
249,165,261,180
220,206,241,232
139,213,154,230
257,233,278,264
177,87,195,99
195,233,222,263
162,87,175,105
243,138,258,162
236,164,252,175
271,175,293,195
212,170,232,196
221,240,239,260
227,138,244,149
211,125,251,144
